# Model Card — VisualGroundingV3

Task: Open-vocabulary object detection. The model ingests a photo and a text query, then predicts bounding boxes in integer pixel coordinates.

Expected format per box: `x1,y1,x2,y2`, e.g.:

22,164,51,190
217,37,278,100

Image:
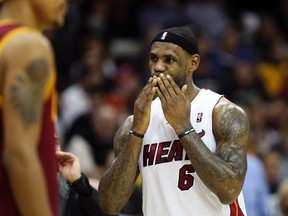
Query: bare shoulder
2,30,55,88
212,97,249,147
113,115,134,156
3,30,54,67
1,31,56,129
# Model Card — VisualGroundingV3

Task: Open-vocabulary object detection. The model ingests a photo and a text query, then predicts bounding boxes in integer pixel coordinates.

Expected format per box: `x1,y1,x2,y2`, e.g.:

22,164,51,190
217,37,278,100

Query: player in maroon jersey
0,0,67,215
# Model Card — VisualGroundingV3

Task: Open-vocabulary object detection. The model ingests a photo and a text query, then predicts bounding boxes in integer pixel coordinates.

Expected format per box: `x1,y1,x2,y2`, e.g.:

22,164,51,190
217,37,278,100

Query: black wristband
129,130,144,138
178,128,195,138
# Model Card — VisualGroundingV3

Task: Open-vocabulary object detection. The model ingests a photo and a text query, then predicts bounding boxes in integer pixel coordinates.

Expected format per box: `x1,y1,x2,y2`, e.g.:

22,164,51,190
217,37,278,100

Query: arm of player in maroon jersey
2,32,55,216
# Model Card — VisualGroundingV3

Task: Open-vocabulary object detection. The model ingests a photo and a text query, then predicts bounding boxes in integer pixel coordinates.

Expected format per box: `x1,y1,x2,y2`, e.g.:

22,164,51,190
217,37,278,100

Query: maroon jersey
0,20,58,216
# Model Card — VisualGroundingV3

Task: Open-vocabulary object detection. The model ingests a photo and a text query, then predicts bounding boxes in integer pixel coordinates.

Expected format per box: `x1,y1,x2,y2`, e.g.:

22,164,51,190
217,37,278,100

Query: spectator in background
209,25,255,97
65,103,119,179
59,66,105,140
242,136,269,216
256,36,288,99
263,149,283,194
138,0,181,36
278,179,288,216
229,58,267,104
84,0,109,37
107,63,142,116
263,149,284,216
248,101,282,155
193,31,223,94
281,134,288,180
69,35,116,84
183,0,230,41
253,14,282,61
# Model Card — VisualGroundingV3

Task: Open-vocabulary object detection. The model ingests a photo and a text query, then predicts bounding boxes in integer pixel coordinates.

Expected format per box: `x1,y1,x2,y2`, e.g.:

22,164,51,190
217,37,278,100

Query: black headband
151,31,199,55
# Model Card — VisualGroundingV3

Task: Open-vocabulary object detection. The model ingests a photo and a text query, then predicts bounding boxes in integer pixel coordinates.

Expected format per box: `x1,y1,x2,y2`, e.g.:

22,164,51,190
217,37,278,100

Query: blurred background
49,0,288,215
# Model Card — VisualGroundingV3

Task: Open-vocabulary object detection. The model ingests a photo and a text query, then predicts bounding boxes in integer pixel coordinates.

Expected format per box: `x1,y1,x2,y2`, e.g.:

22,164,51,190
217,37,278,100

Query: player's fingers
146,86,156,102
160,74,176,96
156,86,164,101
56,151,75,160
166,75,181,95
139,77,155,99
156,86,168,108
56,150,69,157
157,76,171,100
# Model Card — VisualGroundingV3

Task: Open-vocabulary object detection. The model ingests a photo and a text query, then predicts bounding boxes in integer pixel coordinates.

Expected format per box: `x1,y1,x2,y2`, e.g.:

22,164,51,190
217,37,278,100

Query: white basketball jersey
139,89,247,216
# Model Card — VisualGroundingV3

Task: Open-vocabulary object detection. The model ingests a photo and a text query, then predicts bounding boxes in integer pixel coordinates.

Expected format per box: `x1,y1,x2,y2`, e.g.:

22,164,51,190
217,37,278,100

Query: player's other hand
132,77,157,134
56,151,81,183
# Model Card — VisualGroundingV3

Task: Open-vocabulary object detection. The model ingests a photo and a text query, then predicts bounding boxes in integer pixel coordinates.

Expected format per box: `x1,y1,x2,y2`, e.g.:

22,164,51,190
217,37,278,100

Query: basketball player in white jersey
98,26,249,216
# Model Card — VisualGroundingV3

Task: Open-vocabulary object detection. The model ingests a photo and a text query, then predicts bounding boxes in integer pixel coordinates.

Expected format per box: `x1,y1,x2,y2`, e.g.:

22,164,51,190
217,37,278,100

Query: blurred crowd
47,0,288,215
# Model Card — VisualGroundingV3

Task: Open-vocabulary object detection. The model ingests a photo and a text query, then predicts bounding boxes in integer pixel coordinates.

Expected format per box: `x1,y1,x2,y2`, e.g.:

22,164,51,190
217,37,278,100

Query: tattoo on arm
113,128,126,157
111,116,140,191
9,58,49,129
100,116,140,207
113,115,134,157
180,100,249,202
215,102,249,180
26,58,49,82
110,132,137,196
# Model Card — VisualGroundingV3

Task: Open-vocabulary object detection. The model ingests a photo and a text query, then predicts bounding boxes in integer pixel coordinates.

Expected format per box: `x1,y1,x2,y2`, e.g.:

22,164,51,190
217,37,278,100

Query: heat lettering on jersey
143,129,205,167
143,140,187,167
143,140,197,191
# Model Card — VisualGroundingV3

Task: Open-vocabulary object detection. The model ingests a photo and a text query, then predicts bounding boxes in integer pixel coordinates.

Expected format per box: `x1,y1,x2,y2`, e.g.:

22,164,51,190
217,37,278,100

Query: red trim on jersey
230,199,245,216
0,23,21,40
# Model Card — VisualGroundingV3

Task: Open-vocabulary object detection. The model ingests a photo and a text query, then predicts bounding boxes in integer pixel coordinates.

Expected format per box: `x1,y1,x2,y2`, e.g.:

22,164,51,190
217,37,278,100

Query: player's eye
150,55,158,63
165,58,174,64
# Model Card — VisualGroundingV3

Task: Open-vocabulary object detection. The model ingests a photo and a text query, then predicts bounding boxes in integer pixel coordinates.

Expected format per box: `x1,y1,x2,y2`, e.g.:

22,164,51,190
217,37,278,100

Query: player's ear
188,54,200,72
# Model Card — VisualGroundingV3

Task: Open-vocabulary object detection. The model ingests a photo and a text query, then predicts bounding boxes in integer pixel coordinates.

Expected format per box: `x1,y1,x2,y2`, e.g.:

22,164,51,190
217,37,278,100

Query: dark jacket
58,173,106,216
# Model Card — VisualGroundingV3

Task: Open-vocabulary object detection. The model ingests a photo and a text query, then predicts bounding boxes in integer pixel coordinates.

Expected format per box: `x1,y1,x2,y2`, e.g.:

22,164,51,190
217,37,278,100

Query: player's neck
0,1,43,31
187,83,201,102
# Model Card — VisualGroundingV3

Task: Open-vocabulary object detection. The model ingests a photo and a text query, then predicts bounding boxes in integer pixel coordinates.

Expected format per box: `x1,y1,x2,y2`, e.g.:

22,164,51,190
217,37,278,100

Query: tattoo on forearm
110,142,138,195
101,131,139,205
10,58,49,129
